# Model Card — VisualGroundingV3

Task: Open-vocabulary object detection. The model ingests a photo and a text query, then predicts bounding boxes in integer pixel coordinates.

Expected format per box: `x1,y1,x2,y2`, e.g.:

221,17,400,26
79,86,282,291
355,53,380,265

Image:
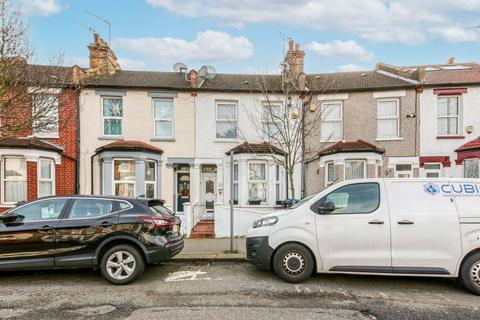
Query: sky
18,0,480,74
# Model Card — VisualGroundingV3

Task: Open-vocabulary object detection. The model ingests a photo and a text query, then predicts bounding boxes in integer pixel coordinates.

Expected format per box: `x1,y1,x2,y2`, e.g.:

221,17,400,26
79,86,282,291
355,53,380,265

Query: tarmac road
0,261,479,319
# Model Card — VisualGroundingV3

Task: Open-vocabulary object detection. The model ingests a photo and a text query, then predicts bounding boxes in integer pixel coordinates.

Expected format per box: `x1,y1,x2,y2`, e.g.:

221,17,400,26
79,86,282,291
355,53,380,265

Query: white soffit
318,93,349,101
373,90,406,98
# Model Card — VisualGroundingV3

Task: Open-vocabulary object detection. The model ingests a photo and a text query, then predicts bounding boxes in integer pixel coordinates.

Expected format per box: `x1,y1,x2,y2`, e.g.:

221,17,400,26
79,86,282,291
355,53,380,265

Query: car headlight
252,216,278,228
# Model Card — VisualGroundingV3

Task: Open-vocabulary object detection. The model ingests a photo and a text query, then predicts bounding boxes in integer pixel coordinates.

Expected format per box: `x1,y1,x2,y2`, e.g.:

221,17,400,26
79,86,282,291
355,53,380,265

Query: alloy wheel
106,251,136,281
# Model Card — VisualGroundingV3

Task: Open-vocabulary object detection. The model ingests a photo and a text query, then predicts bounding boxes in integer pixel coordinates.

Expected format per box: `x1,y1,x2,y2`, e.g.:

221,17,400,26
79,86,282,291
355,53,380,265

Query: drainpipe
75,90,81,194
90,152,97,195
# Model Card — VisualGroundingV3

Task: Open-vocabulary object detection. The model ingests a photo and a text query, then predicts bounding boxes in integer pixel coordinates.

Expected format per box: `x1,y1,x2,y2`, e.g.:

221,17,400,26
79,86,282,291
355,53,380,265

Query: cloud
113,30,253,65
429,27,478,42
146,0,479,44
337,64,366,72
306,40,373,62
18,0,61,16
117,58,147,70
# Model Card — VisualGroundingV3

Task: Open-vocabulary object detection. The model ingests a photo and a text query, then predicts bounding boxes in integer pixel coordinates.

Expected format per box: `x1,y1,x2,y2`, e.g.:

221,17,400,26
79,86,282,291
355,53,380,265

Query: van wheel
272,243,314,283
100,244,145,285
459,252,480,295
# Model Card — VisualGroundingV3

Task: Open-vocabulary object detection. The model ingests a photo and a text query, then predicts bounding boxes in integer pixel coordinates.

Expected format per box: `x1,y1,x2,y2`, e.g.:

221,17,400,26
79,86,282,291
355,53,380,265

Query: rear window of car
148,200,174,218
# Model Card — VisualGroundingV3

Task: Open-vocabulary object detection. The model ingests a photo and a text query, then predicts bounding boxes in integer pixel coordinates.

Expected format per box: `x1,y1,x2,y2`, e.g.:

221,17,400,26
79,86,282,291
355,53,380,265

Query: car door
0,198,69,270
312,182,392,272
54,198,118,267
386,180,462,275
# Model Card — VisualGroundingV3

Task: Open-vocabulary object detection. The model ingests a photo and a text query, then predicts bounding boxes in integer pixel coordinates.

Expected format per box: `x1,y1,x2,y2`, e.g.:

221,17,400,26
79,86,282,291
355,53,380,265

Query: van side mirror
317,201,336,214
0,212,18,224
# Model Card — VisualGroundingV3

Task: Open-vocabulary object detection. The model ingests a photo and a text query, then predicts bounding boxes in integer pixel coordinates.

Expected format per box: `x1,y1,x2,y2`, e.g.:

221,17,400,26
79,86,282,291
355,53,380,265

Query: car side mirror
317,201,336,214
0,212,18,224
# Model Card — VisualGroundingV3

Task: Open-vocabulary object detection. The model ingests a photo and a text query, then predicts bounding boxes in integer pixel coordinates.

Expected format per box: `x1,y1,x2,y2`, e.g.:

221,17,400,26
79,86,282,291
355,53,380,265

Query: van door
386,180,462,275
312,182,392,272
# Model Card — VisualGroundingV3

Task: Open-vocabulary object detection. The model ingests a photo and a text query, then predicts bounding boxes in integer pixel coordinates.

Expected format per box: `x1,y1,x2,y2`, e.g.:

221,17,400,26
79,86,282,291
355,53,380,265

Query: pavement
173,238,247,261
1,261,480,319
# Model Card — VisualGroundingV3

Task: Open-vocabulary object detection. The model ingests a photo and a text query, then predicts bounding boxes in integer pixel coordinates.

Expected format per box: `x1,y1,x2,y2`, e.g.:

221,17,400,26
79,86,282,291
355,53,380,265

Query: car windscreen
290,192,319,209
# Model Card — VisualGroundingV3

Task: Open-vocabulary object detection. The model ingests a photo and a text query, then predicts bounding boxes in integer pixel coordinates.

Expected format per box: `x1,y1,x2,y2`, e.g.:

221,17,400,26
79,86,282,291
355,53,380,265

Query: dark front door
0,198,69,270
54,198,118,267
176,172,190,212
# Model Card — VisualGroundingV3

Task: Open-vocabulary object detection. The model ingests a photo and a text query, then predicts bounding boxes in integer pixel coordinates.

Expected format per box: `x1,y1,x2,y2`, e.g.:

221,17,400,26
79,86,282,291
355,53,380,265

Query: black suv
0,195,183,284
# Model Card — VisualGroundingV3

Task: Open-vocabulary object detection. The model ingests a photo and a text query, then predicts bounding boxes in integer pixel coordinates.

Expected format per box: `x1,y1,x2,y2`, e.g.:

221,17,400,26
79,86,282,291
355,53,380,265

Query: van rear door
386,180,461,275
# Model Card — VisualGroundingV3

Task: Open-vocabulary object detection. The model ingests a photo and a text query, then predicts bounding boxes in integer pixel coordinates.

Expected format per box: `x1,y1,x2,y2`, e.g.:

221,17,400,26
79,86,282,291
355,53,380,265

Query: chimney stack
87,33,120,76
283,38,305,89
189,69,199,88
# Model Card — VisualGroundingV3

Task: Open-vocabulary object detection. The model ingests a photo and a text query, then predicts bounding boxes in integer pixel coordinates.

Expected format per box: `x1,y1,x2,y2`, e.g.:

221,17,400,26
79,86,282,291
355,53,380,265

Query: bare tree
238,73,339,203
0,0,79,138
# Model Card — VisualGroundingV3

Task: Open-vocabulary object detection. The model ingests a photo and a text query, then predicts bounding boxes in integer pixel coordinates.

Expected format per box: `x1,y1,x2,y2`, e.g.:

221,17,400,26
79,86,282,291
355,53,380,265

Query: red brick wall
27,161,37,201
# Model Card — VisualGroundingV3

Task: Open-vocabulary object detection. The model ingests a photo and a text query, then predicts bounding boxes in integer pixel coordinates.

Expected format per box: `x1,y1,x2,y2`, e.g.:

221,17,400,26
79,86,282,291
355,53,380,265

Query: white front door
313,182,392,272
201,173,216,212
386,180,462,274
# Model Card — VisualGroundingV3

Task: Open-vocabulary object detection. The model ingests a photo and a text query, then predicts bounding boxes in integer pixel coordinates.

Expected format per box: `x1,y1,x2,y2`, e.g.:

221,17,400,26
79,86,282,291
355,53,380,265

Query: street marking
295,285,312,293
165,270,223,282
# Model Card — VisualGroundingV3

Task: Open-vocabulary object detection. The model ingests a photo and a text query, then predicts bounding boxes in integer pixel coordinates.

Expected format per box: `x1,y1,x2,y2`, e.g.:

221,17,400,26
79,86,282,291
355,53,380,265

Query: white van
246,178,480,295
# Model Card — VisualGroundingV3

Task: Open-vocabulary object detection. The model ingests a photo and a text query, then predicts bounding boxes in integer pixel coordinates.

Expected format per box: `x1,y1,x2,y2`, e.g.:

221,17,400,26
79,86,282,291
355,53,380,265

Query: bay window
377,99,399,139
233,163,239,205
320,102,342,141
38,158,55,198
153,98,174,138
326,161,335,185
145,160,156,198
103,97,123,136
216,101,237,139
2,157,27,204
275,164,281,204
464,159,479,178
248,162,267,204
437,96,460,136
345,160,365,180
114,159,135,197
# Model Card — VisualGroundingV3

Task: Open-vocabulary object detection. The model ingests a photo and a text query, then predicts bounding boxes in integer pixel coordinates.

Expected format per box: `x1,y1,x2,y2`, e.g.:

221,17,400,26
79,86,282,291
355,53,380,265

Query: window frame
395,163,413,178
32,93,59,138
437,95,461,136
275,164,281,204
310,182,381,215
145,160,157,199
262,101,282,139
376,98,400,139
113,158,136,197
247,161,268,204
233,163,239,205
152,98,174,139
464,158,479,178
1,156,27,205
325,161,335,186
215,100,238,139
423,162,442,178
320,101,343,142
102,96,124,137
344,160,366,181
37,158,55,198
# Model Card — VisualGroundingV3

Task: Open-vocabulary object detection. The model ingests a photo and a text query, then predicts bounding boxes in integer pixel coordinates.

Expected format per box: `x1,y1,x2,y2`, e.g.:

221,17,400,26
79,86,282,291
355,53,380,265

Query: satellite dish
199,65,217,80
173,62,188,73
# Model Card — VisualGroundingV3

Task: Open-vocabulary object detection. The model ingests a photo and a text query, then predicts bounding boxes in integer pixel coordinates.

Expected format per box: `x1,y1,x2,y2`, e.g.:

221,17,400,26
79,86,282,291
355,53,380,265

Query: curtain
217,104,236,120
216,122,237,139
321,121,341,141
154,99,173,120
345,161,365,180
155,120,173,137
249,163,266,180
103,98,123,117
378,119,398,138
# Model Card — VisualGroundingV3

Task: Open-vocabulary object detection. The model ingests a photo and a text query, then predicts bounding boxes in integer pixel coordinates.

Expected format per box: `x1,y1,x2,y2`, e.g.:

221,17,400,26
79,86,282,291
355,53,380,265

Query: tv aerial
173,62,188,73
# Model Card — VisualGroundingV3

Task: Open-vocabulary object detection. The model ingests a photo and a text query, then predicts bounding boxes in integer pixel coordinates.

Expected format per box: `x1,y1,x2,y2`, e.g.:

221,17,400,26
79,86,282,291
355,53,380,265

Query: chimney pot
448,57,455,64
295,43,300,51
93,33,100,44
288,38,294,51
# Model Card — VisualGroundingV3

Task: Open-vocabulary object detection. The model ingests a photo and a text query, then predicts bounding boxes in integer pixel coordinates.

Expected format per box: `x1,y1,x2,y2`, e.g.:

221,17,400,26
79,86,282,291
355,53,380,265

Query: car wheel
100,244,145,285
272,243,314,283
459,252,480,295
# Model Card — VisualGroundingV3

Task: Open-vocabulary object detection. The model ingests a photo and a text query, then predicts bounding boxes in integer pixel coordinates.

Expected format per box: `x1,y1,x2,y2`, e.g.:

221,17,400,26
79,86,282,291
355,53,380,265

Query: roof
226,142,286,156
318,139,385,156
95,140,163,154
0,137,64,153
424,63,480,85
455,136,480,152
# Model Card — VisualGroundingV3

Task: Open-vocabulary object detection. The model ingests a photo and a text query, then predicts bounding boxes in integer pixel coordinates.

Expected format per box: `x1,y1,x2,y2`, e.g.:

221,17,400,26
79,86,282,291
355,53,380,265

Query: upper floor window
262,102,282,138
216,101,237,139
2,157,26,204
320,102,342,141
464,159,479,178
248,162,267,204
377,99,399,139
114,159,135,197
103,97,123,136
145,160,156,198
38,158,55,198
153,98,174,138
32,94,59,137
438,96,460,136
345,160,365,180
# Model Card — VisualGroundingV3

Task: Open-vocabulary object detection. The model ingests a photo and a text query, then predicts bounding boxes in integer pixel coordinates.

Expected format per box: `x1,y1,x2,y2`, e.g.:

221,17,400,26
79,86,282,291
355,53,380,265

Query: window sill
98,136,124,140
150,137,175,142
375,137,403,141
320,139,342,143
0,204,14,208
436,136,465,140
33,134,59,139
214,139,240,143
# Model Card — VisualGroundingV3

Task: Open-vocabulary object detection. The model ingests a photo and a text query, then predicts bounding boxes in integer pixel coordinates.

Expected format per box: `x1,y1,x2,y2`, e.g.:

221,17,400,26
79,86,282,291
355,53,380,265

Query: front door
203,174,216,211
176,171,190,212
0,198,69,269
54,198,118,267
312,182,392,272
386,180,462,274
